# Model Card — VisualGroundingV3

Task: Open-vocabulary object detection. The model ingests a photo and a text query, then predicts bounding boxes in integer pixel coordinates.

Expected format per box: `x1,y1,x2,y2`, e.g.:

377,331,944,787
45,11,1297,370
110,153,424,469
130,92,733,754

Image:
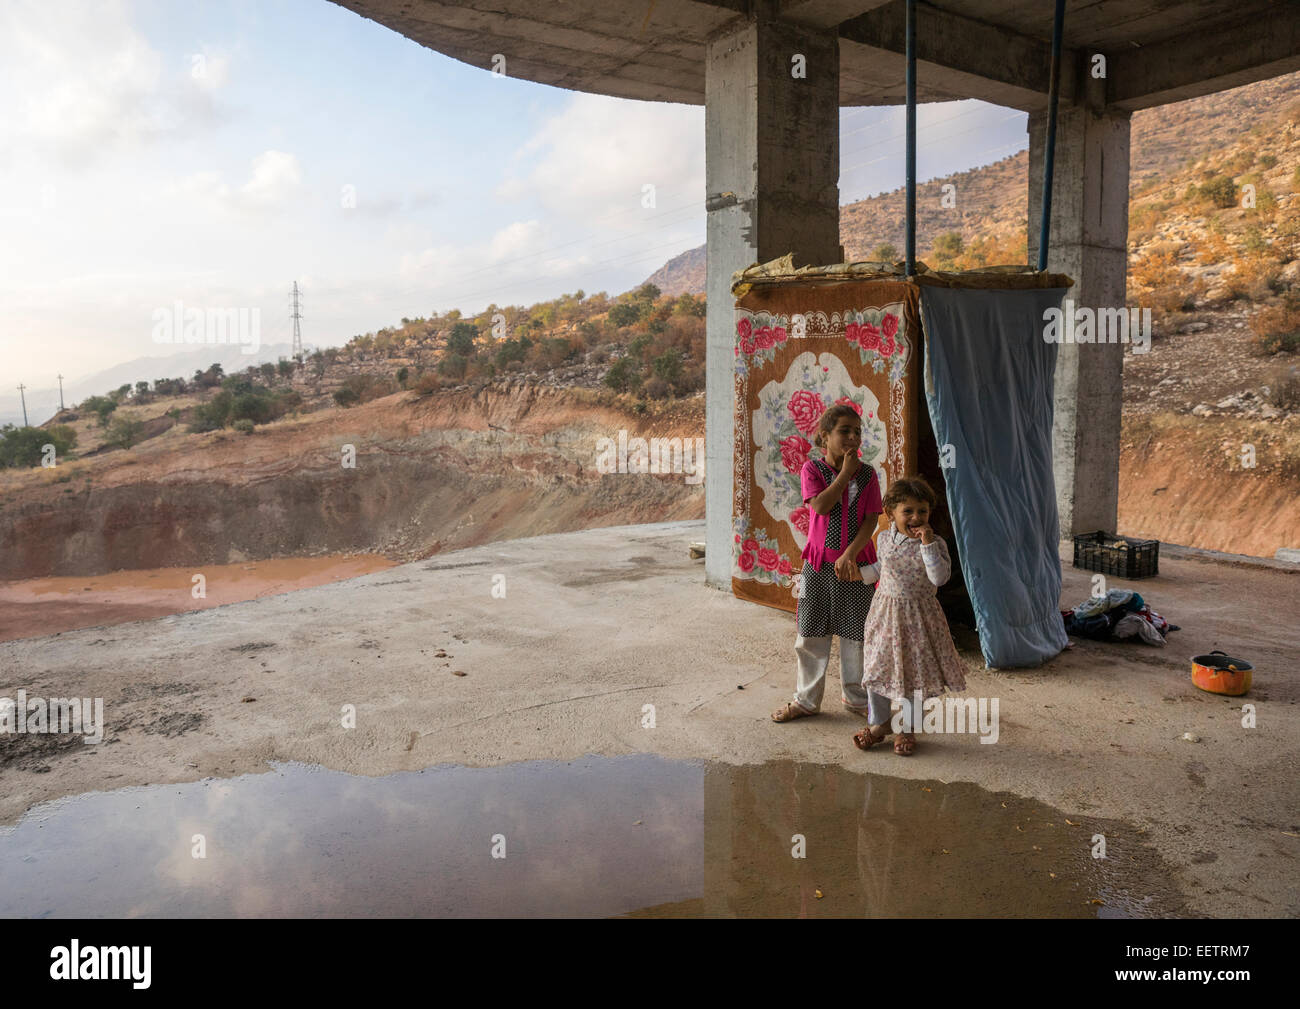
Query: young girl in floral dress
772,404,893,733
857,475,967,756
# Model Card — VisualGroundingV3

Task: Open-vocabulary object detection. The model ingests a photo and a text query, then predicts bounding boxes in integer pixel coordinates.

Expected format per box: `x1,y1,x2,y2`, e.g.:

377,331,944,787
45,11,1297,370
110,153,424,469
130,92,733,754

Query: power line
291,281,304,359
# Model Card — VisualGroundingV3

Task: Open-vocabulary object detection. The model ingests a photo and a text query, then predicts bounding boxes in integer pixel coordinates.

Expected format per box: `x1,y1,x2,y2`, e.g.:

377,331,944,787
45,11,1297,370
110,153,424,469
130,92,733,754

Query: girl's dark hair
813,404,861,450
882,474,937,512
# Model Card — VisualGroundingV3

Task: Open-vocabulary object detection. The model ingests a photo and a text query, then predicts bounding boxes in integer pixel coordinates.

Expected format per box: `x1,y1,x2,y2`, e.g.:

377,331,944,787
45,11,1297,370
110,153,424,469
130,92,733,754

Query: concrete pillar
703,9,841,587
1028,72,1131,538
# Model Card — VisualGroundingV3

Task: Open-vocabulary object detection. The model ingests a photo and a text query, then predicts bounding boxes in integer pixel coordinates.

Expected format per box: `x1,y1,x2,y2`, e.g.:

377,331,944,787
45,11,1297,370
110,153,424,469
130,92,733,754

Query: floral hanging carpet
732,280,921,613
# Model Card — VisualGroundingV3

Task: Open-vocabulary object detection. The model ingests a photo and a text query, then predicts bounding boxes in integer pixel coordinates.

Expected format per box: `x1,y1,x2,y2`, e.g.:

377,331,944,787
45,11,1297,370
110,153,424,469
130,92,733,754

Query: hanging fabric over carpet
918,284,1071,668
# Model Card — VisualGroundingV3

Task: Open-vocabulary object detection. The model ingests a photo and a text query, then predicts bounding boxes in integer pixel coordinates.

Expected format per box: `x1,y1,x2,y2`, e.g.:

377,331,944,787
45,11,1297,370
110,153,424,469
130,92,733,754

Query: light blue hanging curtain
919,285,1071,668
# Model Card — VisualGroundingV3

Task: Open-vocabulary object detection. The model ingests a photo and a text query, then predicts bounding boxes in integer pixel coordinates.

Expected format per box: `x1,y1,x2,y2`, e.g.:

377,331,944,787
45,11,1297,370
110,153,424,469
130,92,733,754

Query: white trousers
793,635,891,721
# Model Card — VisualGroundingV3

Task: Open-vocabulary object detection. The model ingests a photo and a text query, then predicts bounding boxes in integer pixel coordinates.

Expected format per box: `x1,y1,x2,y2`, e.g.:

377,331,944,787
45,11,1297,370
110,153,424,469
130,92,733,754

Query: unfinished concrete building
330,0,1300,587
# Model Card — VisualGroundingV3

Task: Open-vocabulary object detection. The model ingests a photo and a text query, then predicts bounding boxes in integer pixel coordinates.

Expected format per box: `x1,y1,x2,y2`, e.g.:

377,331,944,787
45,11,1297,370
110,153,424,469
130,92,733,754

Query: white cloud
488,219,545,260
494,92,704,228
0,0,230,167
189,48,230,92
160,152,302,212
165,170,231,202
239,150,302,204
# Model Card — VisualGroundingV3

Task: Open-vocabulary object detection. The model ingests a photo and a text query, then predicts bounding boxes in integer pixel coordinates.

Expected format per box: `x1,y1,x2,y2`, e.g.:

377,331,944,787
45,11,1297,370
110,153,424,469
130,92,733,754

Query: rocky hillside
645,71,1300,295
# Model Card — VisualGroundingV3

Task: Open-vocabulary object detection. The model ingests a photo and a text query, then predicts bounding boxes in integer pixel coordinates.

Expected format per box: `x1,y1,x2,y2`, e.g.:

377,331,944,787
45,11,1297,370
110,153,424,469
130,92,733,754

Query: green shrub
0,424,77,468
81,395,118,427
607,302,640,328
232,418,255,434
438,354,468,379
603,357,642,393
671,294,707,318
188,390,233,432
1199,175,1237,208
106,414,144,450
447,321,478,356
651,349,683,384
627,333,652,361
230,391,276,425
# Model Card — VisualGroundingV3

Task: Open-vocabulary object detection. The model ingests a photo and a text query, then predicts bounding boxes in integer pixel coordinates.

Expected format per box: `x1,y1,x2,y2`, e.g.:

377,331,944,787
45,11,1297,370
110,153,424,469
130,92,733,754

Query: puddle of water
0,555,396,643
0,756,1183,918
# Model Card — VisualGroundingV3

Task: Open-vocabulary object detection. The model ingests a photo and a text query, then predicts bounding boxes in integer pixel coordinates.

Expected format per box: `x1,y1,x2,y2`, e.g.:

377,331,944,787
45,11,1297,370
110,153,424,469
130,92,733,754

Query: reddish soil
0,554,396,643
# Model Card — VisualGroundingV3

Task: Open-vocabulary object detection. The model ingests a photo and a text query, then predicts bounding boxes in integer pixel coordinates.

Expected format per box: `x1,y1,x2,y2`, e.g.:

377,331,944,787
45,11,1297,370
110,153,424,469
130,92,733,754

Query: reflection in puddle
0,756,1183,917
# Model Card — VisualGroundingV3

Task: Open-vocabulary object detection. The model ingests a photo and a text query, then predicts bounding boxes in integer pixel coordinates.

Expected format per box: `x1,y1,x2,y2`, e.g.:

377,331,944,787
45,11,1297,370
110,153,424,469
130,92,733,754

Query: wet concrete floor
0,754,1186,918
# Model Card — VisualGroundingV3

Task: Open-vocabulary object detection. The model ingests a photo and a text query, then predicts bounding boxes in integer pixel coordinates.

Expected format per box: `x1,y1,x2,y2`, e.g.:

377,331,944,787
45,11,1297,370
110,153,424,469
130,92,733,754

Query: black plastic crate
1072,530,1159,579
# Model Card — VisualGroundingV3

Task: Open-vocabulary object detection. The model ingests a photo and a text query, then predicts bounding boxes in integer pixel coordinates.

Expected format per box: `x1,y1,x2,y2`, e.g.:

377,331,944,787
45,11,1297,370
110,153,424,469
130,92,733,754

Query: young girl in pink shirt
771,404,892,738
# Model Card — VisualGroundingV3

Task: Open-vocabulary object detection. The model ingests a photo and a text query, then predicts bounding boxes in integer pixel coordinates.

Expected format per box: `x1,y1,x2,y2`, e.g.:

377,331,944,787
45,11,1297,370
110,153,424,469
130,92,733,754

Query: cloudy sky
0,0,1029,400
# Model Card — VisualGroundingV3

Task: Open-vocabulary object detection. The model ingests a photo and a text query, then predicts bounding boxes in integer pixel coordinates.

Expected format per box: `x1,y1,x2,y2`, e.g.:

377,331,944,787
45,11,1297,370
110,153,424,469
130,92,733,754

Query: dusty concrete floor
1,520,1297,916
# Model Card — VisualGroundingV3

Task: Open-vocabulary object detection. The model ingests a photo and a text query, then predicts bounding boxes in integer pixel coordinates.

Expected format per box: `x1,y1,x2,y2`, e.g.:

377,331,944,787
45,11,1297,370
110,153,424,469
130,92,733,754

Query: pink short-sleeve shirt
800,459,882,569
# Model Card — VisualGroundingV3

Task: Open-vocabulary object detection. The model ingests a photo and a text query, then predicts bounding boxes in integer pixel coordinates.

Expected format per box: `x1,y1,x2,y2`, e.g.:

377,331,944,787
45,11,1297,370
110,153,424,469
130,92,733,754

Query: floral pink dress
861,528,967,700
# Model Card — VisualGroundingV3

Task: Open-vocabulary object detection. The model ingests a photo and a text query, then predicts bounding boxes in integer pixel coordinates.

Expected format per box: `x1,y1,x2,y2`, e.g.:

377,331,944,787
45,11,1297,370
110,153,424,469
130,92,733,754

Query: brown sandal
772,701,816,723
853,724,891,750
894,732,916,756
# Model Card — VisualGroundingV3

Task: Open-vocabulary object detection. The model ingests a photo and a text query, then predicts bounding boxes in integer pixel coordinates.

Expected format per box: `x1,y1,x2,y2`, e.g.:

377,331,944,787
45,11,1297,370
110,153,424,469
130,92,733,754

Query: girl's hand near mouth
912,523,934,545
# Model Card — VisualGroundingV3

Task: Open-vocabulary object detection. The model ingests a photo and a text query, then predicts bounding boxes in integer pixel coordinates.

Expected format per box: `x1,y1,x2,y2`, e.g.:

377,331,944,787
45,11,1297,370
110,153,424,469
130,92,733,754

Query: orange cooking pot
1191,650,1252,696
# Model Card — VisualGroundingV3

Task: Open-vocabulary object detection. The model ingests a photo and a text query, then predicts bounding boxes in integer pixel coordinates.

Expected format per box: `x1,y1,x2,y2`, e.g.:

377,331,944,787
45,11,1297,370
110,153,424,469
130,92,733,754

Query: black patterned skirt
796,561,876,641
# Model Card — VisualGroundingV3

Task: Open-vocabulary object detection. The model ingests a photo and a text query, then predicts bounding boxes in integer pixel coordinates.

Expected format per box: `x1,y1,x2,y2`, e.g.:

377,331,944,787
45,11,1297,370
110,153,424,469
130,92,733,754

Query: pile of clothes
1061,589,1178,646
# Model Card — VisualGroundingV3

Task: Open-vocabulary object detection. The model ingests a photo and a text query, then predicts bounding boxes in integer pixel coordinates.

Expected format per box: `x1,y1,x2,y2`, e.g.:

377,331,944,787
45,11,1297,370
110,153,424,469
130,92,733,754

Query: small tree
438,353,468,379
447,321,478,357
82,395,118,428
106,414,144,450
652,349,683,385
607,302,640,328
603,357,643,393
931,232,964,269
0,424,77,468
1199,175,1237,209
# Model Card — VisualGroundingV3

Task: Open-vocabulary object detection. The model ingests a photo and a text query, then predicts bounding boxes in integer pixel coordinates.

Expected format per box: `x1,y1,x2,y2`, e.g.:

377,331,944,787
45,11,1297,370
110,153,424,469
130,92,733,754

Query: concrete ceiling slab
330,0,1300,110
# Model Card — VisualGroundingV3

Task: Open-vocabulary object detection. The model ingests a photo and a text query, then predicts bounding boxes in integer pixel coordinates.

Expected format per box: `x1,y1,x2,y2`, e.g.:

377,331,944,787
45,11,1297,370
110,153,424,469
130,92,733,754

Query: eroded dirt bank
0,384,706,580
4,382,1297,590
1119,412,1300,556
